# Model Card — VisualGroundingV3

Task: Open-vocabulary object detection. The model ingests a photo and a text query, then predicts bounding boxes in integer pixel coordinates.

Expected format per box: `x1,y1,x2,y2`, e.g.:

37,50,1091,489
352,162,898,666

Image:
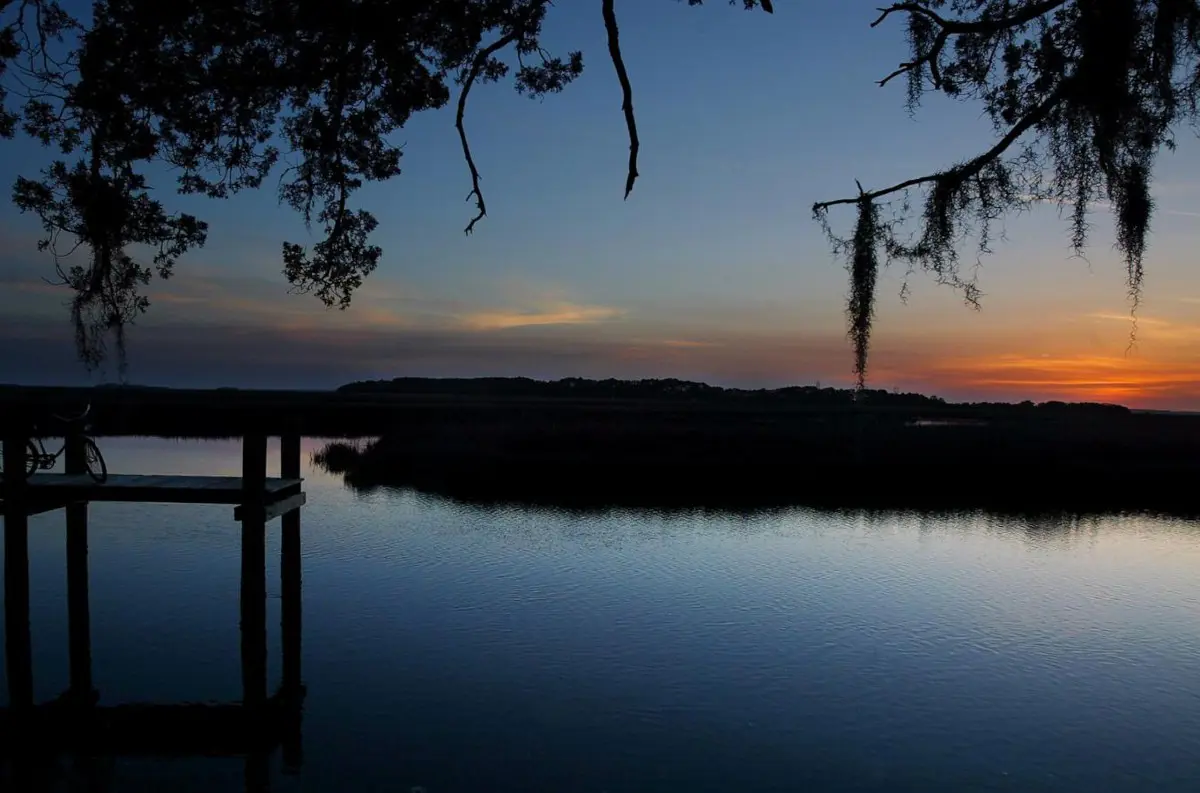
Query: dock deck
15,473,303,504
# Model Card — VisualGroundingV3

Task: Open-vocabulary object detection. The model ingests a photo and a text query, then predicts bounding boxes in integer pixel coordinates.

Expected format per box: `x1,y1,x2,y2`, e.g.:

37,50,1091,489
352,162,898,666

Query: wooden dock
1,473,304,516
1,432,307,777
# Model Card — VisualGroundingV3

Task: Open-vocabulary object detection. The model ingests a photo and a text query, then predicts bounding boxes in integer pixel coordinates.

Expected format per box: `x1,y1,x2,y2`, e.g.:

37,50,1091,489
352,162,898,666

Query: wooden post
280,433,303,700
3,434,34,711
240,434,268,708
64,434,95,705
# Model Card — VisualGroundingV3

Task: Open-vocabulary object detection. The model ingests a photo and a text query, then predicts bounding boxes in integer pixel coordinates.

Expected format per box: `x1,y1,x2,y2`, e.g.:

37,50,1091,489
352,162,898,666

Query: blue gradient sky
2,0,1200,406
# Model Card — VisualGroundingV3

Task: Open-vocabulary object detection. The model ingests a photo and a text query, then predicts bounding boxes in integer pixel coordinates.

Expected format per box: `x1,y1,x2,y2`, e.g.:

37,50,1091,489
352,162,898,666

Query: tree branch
454,2,554,234
872,0,1071,89
602,0,639,199
878,28,949,88
872,0,1070,35
813,83,1067,212
871,3,947,30
456,31,522,235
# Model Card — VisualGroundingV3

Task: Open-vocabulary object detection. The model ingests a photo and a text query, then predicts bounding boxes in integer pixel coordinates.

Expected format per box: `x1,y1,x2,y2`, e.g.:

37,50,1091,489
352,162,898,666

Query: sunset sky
2,1,1200,408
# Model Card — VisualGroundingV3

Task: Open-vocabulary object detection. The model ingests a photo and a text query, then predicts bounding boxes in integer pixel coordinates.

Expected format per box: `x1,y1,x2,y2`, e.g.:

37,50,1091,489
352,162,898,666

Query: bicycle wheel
83,438,108,484
0,439,40,481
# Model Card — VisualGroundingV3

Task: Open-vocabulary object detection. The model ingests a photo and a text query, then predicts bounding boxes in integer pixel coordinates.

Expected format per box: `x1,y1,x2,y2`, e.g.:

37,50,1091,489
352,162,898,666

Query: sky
2,0,1200,408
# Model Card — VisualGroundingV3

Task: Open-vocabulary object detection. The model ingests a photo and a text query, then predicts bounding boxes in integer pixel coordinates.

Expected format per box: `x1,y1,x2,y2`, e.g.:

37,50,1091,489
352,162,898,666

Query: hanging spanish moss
67,252,148,376
1111,161,1154,311
816,0,1200,383
13,157,208,372
848,196,880,389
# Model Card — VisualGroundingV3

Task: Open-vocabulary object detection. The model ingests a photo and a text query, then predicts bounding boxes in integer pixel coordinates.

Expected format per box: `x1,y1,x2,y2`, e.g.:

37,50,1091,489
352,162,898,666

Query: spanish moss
849,197,880,389
816,0,1200,383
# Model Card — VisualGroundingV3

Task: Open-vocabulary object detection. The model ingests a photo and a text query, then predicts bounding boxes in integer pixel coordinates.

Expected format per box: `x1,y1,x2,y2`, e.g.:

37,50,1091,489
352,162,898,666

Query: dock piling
280,433,303,700
240,434,268,708
3,434,34,712
64,434,95,705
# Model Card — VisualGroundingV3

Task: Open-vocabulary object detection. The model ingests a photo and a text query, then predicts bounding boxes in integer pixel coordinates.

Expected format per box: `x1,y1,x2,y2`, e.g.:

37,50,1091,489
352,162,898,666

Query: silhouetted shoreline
309,381,1200,514
4,380,1198,514
0,378,1138,436
318,455,1200,516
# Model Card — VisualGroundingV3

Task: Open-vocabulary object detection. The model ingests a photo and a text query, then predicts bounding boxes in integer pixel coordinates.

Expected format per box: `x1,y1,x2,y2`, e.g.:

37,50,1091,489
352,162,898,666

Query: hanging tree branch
455,1,554,235
813,83,1068,214
601,0,773,200
811,84,1069,386
812,0,1200,387
873,0,1071,88
457,30,523,235
601,0,639,199
871,0,1071,33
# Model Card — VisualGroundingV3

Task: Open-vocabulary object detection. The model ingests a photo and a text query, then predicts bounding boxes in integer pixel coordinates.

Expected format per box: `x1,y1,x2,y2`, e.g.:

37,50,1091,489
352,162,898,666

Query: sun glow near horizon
4,262,1200,408
922,353,1200,406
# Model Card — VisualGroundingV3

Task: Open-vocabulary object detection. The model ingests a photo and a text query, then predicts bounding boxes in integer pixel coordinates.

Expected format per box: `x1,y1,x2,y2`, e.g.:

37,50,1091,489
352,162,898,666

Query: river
4,437,1200,791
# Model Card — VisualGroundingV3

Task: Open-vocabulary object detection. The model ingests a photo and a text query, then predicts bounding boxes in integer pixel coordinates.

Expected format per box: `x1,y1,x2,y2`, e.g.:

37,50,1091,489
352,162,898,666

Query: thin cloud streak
458,302,625,331
1084,311,1200,342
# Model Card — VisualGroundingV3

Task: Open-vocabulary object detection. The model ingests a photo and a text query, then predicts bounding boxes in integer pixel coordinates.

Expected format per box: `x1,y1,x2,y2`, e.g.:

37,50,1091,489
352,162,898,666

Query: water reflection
5,438,1200,792
326,476,1186,554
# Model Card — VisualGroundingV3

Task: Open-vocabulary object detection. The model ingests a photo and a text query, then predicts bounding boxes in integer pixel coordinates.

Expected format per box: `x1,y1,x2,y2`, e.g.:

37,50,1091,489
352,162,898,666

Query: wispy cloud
459,302,624,331
1085,312,1171,326
1084,311,1200,342
658,339,719,348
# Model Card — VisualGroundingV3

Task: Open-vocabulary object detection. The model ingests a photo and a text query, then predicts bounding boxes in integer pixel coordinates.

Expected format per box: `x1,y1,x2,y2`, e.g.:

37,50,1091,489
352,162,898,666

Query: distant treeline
337,376,1130,414
0,379,1132,439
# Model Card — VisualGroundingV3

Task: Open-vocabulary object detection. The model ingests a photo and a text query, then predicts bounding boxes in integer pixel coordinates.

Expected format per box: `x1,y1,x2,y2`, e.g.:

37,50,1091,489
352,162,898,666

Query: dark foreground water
4,438,1200,792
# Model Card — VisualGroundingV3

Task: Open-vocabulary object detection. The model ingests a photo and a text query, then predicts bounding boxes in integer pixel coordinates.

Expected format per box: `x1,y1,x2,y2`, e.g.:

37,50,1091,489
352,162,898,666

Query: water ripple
7,438,1200,792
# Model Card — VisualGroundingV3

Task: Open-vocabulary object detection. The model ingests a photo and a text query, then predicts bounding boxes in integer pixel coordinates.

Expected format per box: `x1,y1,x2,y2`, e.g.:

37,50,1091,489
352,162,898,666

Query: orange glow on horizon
923,353,1200,407
14,266,1200,410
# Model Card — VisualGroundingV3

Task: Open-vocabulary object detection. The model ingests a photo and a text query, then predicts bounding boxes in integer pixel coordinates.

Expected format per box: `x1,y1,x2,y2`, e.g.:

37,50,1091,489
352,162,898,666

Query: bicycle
0,404,108,484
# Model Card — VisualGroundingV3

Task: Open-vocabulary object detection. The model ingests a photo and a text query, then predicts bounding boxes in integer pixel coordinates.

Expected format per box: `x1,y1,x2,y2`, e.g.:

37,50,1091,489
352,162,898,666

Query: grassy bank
314,407,1200,514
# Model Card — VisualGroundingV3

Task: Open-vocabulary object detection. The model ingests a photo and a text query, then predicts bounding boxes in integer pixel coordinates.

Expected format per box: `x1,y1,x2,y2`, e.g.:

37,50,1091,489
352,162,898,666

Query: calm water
4,437,1200,792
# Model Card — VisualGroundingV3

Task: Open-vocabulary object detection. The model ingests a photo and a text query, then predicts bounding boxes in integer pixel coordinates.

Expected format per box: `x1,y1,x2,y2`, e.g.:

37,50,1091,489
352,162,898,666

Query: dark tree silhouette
0,0,769,367
813,1,1200,385
1,1,1194,385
